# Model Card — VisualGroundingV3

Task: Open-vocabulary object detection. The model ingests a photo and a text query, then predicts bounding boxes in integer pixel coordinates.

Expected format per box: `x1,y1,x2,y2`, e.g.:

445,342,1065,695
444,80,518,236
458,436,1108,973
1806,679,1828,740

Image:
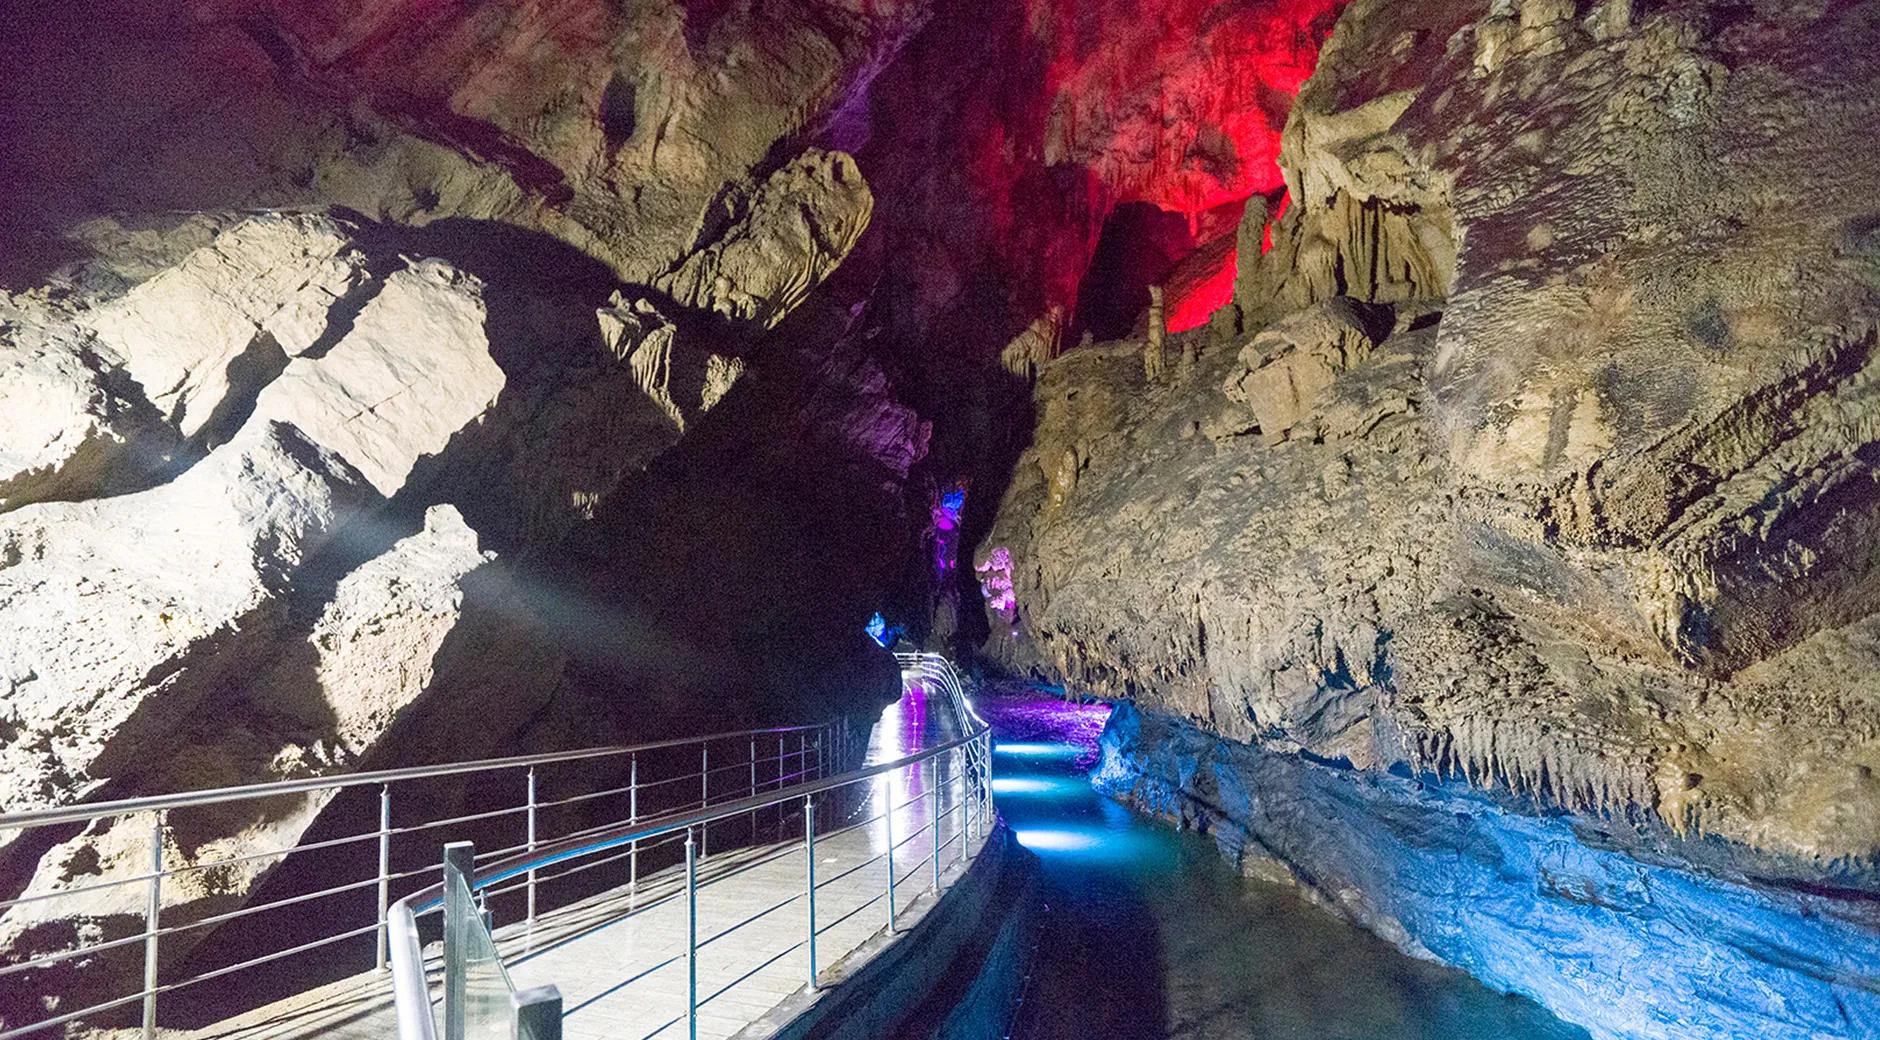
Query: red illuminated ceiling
949,0,1343,336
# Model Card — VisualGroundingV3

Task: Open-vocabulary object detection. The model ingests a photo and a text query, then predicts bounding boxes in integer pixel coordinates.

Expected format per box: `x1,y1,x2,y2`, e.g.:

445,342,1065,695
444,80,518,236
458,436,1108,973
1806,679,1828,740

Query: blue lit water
981,691,1590,1040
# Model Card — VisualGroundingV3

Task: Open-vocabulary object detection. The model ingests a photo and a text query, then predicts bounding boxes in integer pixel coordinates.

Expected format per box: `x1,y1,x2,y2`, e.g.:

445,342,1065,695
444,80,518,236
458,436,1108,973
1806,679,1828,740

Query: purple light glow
976,546,1016,618
930,483,967,581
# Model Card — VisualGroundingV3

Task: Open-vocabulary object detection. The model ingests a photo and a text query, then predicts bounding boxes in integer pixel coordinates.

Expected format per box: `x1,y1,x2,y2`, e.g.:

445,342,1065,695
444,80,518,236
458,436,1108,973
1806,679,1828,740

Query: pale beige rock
245,258,505,497
654,151,875,329
1224,297,1385,443
0,295,174,511
598,291,745,432
82,215,370,438
0,422,376,832
1000,307,1066,384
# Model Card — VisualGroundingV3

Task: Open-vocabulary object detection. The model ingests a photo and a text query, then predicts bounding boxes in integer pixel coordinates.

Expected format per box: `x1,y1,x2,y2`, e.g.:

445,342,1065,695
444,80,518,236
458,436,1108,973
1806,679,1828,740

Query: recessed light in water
991,776,1081,796
993,741,1080,759
1013,828,1102,853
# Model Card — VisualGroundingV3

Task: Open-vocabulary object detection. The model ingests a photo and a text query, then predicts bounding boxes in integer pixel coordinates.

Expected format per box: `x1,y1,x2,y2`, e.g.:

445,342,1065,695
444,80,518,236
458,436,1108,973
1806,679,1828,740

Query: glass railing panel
445,872,518,1040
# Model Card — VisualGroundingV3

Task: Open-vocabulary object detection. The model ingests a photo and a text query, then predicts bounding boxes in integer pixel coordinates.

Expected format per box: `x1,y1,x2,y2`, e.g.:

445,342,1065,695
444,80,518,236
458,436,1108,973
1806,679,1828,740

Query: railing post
515,984,563,1040
443,841,476,1040
983,733,995,829
141,815,161,1040
930,757,942,893
629,755,639,891
749,737,759,838
776,736,786,836
962,740,977,846
884,788,896,932
377,784,392,972
955,744,970,868
685,827,698,1040
700,744,710,859
526,769,538,926
804,794,818,989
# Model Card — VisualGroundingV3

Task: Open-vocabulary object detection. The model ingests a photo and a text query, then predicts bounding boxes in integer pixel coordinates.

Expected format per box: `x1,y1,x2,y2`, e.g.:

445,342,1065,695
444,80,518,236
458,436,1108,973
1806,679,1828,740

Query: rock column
1144,284,1166,380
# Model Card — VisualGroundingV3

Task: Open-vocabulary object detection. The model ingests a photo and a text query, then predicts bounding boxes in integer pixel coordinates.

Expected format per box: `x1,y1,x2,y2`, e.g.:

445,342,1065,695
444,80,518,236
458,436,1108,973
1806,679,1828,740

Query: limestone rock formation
294,504,495,758
599,291,744,433
0,294,175,511
82,215,371,440
654,151,875,330
0,422,377,842
980,2,1880,1035
246,258,503,496
0,502,492,1008
1222,296,1390,443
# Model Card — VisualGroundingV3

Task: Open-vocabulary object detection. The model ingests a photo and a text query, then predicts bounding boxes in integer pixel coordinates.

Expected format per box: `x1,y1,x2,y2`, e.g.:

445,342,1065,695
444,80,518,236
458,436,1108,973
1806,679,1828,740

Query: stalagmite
1145,284,1167,381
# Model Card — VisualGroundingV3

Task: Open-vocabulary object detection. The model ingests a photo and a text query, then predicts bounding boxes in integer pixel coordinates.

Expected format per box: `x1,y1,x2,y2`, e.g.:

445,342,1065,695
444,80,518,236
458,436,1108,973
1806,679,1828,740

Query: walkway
195,678,981,1040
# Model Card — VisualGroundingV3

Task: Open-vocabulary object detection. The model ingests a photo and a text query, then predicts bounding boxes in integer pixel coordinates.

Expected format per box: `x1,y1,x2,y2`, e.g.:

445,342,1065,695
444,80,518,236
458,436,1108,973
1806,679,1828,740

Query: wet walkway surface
981,688,1590,1040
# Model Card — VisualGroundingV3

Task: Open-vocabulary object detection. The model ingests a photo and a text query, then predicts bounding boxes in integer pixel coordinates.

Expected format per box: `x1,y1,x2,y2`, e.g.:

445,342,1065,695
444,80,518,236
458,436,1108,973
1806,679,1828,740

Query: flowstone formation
981,1,1880,1036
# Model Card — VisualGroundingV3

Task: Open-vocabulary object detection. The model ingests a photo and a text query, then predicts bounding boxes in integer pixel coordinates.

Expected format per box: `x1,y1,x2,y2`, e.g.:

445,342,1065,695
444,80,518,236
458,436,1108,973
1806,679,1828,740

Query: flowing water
980,689,1591,1040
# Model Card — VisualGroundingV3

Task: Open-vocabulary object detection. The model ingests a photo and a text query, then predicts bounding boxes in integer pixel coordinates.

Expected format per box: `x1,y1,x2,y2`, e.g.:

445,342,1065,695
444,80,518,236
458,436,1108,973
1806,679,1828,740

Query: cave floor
982,690,1592,1040
188,685,979,1040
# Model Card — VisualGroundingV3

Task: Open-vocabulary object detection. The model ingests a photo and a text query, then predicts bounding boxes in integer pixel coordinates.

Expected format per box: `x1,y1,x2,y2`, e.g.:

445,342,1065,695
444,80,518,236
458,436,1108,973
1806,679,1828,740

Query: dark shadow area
1072,202,1199,343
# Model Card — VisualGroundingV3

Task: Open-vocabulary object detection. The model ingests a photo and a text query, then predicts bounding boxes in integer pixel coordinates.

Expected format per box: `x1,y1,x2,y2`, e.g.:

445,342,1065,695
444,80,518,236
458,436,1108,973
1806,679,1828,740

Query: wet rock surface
1097,702,1880,1040
979,0,1880,1033
4,0,1880,1034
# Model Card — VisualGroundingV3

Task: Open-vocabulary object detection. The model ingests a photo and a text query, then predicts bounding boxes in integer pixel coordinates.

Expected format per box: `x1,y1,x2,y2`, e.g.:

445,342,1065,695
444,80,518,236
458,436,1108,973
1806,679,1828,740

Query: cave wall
0,0,1346,1023
978,0,1880,1034
1098,703,1880,1040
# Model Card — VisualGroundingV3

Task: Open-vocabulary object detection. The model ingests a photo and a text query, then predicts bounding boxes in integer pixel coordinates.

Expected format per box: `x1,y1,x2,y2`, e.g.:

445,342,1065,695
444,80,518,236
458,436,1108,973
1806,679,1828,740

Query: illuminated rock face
3,0,1879,1033
852,0,1343,358
982,0,1880,1033
1099,704,1880,1040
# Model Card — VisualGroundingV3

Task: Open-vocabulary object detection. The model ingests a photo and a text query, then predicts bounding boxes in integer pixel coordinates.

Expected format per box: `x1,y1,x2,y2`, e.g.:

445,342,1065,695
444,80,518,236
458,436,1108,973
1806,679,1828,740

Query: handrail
400,725,989,916
388,652,994,1040
0,721,833,830
0,716,851,1040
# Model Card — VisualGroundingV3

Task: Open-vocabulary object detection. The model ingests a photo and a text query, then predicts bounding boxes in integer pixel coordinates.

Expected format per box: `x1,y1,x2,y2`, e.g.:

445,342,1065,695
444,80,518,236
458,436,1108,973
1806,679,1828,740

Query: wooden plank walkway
193,682,983,1040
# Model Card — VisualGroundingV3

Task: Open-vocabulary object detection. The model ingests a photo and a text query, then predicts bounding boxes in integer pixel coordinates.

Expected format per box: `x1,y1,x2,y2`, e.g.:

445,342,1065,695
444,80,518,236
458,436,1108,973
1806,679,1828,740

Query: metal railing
0,714,858,1039
389,653,993,1040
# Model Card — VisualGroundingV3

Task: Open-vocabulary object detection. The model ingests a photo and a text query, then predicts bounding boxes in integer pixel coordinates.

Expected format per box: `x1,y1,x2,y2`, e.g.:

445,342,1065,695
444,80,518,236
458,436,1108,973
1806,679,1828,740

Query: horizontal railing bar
699,936,805,1009
172,873,387,933
895,856,928,889
696,889,801,951
3,868,392,978
528,831,687,889
0,988,148,1039
815,887,886,936
535,782,637,809
390,803,531,834
473,840,537,863
0,721,832,831
813,850,888,890
159,822,389,878
0,928,152,975
0,872,151,912
157,921,381,994
4,916,385,1040
396,722,986,914
692,840,809,891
